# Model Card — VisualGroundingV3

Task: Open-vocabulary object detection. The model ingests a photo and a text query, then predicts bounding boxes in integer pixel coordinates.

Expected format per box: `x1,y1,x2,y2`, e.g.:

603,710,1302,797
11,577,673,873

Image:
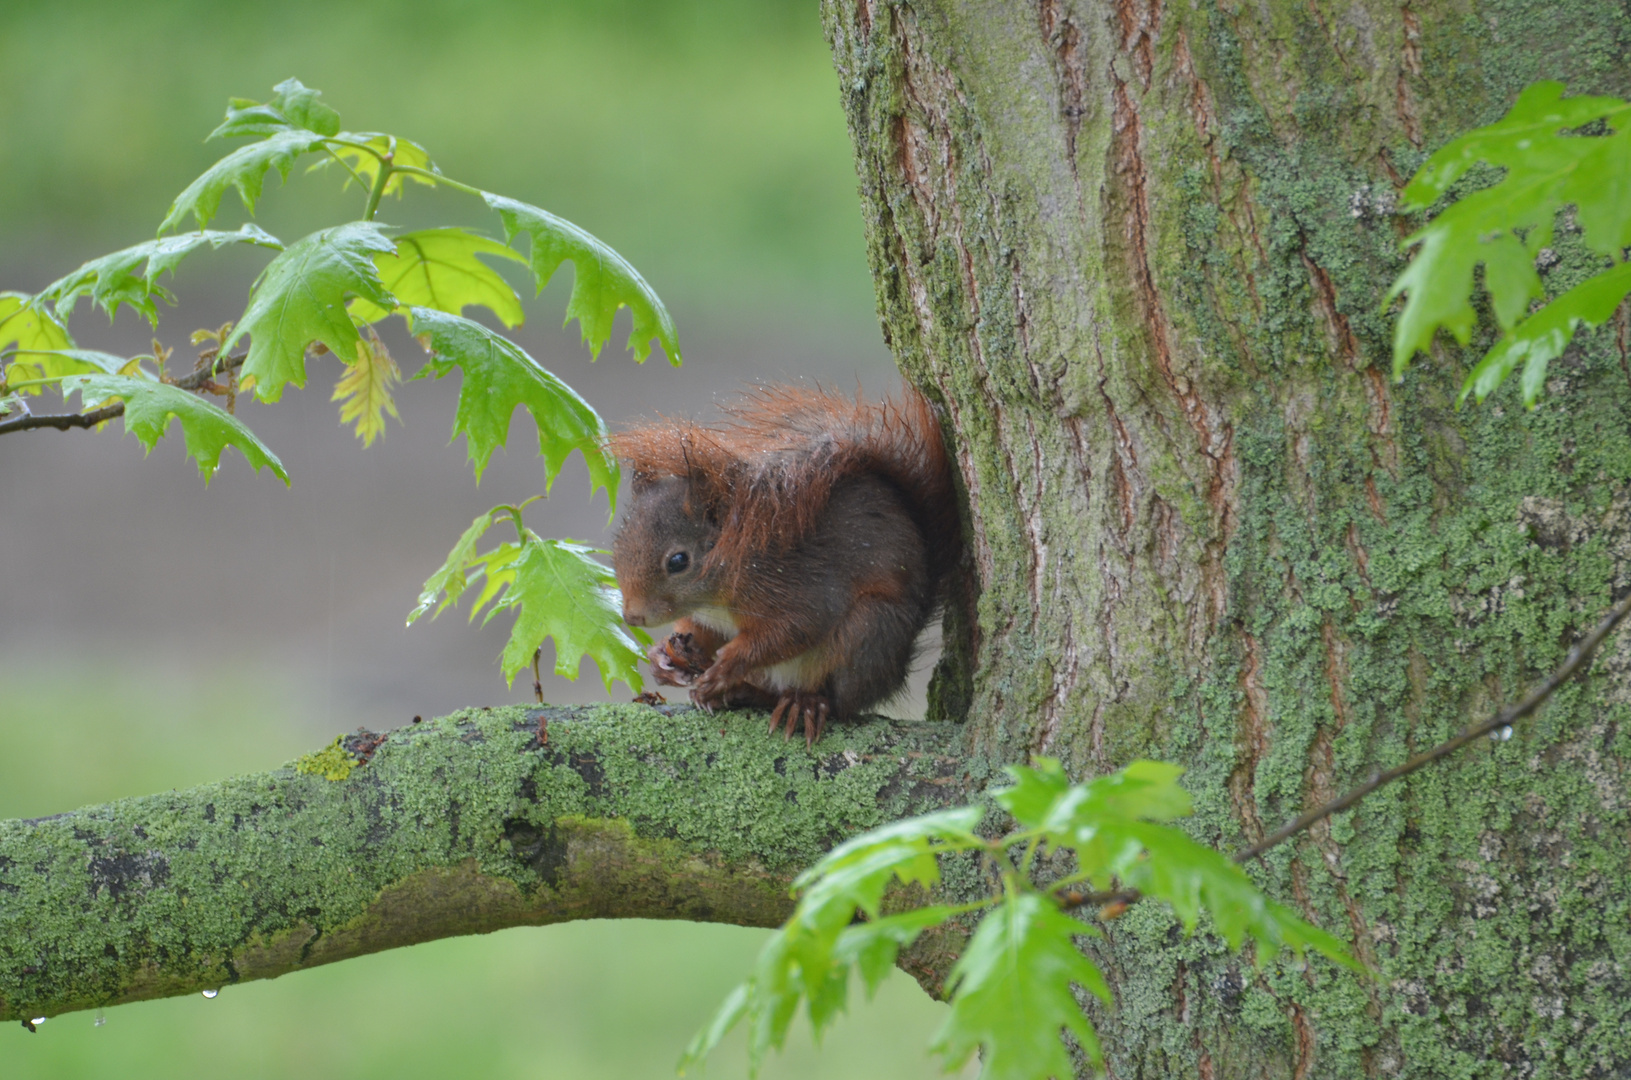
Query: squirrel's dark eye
665,551,691,574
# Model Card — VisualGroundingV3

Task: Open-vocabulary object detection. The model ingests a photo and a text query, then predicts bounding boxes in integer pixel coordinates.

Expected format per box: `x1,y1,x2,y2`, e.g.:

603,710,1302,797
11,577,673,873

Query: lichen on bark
0,705,966,1022
821,0,1631,1075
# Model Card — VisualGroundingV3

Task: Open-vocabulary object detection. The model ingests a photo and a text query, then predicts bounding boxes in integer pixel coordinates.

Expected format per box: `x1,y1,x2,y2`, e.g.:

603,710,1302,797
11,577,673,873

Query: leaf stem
2,375,70,392
361,136,396,223
318,145,371,193
498,495,546,543
390,165,484,198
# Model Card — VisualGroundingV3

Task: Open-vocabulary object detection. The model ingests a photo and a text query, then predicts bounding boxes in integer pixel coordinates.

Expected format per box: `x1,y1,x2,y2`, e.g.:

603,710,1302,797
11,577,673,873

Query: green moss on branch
0,704,966,1022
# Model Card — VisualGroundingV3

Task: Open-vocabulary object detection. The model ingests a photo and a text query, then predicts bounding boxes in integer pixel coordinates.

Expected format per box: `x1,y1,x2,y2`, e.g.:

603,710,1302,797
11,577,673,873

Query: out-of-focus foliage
1389,81,1631,406
0,0,868,322
1,78,668,698
685,759,1358,1079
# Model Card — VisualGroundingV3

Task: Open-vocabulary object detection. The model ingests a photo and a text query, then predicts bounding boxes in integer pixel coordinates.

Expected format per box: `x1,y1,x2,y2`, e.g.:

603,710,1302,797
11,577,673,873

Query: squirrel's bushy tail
610,385,962,586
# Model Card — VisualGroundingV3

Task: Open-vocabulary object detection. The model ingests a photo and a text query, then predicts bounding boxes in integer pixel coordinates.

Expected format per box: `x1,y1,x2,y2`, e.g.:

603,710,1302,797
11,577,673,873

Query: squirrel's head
612,474,722,627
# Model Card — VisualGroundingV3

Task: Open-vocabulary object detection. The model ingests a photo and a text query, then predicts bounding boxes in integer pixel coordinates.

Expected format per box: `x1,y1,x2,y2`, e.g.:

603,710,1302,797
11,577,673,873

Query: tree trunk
822,0,1631,1076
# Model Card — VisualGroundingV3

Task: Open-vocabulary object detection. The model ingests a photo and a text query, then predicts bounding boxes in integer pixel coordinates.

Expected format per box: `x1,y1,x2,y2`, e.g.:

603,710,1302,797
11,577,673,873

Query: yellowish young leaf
0,292,75,395
332,330,401,447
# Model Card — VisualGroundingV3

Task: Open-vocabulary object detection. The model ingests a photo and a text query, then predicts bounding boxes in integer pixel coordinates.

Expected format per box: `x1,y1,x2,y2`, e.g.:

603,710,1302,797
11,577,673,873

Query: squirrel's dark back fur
611,386,961,590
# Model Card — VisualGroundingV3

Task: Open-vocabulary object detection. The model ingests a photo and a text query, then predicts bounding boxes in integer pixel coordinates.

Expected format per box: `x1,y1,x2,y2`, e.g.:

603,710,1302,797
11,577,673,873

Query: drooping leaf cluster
408,499,649,693
1,78,679,692
683,759,1358,1080
1389,81,1631,406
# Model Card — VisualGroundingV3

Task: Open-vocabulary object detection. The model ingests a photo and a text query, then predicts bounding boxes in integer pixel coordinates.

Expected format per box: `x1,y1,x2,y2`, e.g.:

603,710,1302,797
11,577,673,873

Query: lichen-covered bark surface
0,705,964,1022
822,0,1631,1076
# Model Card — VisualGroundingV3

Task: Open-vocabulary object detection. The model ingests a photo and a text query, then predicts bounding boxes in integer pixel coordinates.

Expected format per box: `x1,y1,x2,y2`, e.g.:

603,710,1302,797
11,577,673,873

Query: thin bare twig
0,351,247,436
1063,589,1631,912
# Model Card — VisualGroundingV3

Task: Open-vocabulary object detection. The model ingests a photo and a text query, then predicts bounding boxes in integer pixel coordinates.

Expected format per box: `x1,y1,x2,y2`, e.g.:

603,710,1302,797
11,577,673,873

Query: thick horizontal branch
0,351,246,436
0,704,968,1023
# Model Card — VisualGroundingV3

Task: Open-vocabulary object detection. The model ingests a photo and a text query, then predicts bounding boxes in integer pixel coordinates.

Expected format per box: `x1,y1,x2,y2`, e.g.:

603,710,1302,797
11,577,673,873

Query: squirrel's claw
770,692,830,748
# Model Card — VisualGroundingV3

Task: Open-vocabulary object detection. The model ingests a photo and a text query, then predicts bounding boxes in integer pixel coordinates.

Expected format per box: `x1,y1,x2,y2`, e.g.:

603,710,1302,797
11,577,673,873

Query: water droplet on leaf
202,989,219,999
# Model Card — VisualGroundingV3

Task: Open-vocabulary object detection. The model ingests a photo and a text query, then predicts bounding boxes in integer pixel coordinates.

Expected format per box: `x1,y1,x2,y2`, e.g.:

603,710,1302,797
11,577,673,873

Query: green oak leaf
38,225,282,325
13,350,144,385
833,906,963,999
225,222,398,402
408,307,616,502
160,129,329,234
1462,261,1631,407
60,374,288,485
317,132,439,199
1400,81,1627,208
210,78,342,140
350,228,526,327
931,893,1110,1078
1121,822,1359,969
483,193,681,365
0,293,75,393
790,806,985,924
682,807,984,1076
407,509,499,624
996,757,1192,840
1390,81,1631,404
486,536,647,692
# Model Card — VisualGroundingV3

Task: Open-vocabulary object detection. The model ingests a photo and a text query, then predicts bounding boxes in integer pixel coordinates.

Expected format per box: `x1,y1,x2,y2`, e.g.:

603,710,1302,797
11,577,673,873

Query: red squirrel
610,386,961,745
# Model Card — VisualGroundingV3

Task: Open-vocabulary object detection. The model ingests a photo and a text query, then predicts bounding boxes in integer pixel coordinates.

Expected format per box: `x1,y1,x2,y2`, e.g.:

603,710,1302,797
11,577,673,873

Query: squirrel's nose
622,601,646,627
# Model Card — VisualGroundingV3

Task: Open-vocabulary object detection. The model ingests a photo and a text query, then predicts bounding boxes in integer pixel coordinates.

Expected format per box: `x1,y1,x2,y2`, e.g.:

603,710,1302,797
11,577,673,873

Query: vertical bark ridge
826,0,1631,1075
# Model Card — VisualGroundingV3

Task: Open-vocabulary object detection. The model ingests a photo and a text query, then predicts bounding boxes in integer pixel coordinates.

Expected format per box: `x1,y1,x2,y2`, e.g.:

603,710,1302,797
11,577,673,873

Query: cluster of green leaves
0,78,680,694
1390,81,1631,407
683,759,1358,1080
408,497,649,690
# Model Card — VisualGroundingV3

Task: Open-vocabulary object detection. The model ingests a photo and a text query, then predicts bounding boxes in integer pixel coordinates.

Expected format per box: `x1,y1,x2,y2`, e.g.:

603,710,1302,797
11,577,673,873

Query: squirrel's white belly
690,605,824,690
760,648,828,691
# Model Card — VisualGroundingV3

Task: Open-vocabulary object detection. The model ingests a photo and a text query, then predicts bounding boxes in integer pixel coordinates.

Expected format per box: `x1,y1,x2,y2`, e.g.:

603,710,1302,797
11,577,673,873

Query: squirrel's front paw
649,632,711,687
770,691,831,748
689,673,726,712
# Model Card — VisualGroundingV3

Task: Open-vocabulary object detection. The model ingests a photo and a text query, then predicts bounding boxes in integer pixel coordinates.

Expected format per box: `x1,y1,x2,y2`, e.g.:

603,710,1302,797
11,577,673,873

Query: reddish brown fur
610,386,960,590
610,386,962,740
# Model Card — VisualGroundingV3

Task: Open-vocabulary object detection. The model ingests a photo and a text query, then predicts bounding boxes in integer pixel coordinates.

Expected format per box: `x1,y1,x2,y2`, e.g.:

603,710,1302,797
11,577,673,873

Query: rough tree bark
819,0,1631,1076
0,707,965,1021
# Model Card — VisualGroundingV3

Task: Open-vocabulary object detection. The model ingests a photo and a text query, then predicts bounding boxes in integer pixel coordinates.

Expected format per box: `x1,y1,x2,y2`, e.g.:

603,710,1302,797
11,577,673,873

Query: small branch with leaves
685,589,1631,1079
0,345,246,437
0,76,681,690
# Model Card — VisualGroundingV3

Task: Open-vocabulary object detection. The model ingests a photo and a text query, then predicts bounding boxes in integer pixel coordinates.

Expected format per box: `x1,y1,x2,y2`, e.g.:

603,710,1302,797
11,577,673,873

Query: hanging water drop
30,1017,46,1026
94,1013,106,1028
1500,726,1513,741
201,989,219,999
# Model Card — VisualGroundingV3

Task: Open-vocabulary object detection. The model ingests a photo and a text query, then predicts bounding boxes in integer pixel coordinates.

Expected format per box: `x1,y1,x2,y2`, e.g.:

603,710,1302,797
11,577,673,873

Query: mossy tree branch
0,705,969,1024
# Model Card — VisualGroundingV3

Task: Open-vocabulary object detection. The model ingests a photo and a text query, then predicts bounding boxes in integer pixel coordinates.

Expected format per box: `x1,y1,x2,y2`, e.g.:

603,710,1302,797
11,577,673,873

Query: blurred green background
0,1,964,1076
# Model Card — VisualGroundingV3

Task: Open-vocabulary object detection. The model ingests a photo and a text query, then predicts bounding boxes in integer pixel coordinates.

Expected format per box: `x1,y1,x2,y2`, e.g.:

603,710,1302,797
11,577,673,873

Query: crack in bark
1396,5,1424,148
1229,633,1270,844
1110,69,1237,637
1038,0,1089,166
1114,0,1164,91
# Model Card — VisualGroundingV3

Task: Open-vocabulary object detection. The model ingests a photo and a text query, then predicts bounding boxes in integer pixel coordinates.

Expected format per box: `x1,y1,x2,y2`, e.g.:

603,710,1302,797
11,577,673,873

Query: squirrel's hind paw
770,692,830,748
